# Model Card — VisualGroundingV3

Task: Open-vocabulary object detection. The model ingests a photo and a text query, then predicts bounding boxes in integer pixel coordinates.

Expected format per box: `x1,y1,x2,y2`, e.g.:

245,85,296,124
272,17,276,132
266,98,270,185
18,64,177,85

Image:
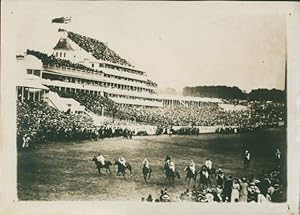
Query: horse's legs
205,180,209,189
166,176,169,185
108,167,112,174
148,171,151,180
97,167,101,176
198,180,203,189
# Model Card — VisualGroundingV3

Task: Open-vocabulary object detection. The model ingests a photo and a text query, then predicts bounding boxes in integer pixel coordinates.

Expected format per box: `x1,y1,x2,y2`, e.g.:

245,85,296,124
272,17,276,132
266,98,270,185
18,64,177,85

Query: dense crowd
17,86,285,147
48,87,118,116
116,101,285,130
26,49,101,73
67,31,133,67
46,87,285,134
17,100,138,148
17,101,98,147
142,168,283,203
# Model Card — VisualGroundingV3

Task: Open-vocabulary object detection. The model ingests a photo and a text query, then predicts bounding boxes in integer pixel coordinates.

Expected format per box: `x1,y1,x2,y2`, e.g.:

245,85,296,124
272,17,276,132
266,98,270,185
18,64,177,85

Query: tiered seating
67,31,133,67
17,101,98,145
26,49,101,73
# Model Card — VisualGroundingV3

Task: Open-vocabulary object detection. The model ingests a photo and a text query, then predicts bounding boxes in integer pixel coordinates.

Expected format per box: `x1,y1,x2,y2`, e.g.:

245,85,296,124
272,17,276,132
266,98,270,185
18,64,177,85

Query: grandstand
17,27,223,114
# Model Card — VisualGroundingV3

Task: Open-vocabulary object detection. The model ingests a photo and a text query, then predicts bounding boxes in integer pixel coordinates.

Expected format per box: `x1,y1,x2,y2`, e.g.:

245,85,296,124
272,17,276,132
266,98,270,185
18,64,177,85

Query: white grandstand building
16,27,223,116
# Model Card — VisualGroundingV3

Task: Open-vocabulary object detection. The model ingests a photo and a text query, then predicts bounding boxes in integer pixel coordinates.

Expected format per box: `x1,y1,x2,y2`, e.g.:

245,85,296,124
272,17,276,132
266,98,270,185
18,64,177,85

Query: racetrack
17,128,286,201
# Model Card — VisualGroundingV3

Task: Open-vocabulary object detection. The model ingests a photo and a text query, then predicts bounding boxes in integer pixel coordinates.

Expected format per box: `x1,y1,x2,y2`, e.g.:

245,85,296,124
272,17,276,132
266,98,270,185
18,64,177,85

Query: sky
12,1,289,93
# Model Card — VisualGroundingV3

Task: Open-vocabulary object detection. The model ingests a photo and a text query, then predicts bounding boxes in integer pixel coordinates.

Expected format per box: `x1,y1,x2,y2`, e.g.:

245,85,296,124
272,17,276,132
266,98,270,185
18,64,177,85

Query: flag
51,17,71,24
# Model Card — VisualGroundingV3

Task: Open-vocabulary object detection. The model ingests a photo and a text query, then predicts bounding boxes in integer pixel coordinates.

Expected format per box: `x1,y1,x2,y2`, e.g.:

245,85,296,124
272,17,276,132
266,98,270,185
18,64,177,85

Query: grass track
17,128,286,201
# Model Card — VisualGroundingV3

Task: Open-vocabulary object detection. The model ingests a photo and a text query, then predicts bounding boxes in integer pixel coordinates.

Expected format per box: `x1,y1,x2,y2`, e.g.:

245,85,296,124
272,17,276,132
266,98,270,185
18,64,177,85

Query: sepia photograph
1,1,299,215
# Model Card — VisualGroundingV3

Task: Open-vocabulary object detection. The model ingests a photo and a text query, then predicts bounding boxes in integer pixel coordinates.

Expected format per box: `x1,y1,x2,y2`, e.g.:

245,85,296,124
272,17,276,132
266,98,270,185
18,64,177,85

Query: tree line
182,86,285,102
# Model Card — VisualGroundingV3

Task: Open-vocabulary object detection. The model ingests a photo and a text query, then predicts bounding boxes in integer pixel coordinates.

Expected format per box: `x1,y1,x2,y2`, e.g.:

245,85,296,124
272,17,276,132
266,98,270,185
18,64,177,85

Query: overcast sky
13,1,290,93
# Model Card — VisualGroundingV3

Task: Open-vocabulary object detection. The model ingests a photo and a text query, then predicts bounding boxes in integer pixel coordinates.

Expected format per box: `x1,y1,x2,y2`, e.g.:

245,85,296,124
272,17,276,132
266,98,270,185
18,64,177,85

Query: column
27,88,30,100
21,86,24,102
102,107,105,117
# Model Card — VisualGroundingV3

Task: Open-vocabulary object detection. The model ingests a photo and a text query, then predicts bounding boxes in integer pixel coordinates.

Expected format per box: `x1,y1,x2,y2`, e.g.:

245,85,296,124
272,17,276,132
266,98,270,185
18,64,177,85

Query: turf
17,128,286,201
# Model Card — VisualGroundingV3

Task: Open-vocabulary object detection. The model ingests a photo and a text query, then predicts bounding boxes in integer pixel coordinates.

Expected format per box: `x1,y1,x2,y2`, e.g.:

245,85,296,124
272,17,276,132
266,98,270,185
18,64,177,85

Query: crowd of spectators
26,49,101,74
17,101,98,147
116,101,285,131
67,31,133,67
45,87,285,135
48,87,117,116
17,100,136,148
17,86,285,147
141,168,283,203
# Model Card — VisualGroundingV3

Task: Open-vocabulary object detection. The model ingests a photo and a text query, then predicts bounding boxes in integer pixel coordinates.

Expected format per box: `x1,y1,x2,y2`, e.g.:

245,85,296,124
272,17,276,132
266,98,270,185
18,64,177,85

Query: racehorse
91,156,112,175
142,165,152,182
184,165,197,188
163,163,180,186
114,160,132,178
198,166,212,189
208,167,217,178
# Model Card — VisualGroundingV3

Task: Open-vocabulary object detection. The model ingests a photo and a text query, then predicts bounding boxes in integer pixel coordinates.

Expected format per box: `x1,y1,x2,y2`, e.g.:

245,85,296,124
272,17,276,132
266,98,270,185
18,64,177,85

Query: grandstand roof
53,38,74,51
17,74,49,90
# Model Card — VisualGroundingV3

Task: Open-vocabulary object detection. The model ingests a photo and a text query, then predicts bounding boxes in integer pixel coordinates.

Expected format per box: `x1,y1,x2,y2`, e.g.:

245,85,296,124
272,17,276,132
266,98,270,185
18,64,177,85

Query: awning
16,79,49,90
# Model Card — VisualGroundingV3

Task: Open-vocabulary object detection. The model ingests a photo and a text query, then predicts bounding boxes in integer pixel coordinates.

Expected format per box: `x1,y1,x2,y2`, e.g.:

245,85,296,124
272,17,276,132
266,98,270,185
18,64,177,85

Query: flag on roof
51,17,71,24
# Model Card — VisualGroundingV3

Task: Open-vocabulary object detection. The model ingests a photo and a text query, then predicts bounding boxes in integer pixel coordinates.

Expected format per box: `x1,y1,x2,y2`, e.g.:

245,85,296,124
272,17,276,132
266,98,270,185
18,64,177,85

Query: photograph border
1,1,299,215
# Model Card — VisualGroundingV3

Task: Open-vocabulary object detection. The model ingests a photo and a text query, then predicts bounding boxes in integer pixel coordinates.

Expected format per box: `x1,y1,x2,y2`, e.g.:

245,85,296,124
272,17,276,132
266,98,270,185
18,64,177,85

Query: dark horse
184,165,197,188
198,166,212,189
163,163,180,186
91,156,112,175
208,167,217,178
114,160,132,178
142,165,152,182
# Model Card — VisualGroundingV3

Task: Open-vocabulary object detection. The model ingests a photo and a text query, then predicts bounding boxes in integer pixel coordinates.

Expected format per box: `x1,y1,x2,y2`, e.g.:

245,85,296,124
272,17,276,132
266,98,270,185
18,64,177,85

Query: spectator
239,177,249,202
231,179,240,202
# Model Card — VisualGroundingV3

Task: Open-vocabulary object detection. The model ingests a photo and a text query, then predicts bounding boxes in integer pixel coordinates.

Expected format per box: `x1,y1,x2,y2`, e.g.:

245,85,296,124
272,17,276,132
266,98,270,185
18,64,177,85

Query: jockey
168,160,175,173
202,166,209,179
143,158,150,168
189,159,196,174
275,148,281,167
244,150,251,169
205,159,212,170
165,155,171,163
119,156,126,167
97,153,105,165
275,148,281,160
216,169,225,188
244,150,250,161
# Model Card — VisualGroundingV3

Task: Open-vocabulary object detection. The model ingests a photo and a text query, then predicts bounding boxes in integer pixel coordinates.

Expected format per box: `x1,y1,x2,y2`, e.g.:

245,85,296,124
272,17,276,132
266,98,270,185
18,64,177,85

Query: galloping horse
91,156,112,175
184,165,197,188
142,165,152,182
114,160,132,178
198,166,212,189
163,163,180,186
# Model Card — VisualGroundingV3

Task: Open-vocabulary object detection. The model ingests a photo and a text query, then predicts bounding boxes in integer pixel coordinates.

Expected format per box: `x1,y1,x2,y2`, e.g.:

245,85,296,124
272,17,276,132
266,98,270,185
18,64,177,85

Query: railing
44,65,103,77
102,67,147,82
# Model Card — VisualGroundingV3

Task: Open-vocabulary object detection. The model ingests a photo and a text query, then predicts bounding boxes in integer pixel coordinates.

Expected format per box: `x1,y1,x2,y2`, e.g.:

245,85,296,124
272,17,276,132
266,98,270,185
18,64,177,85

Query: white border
1,1,299,215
